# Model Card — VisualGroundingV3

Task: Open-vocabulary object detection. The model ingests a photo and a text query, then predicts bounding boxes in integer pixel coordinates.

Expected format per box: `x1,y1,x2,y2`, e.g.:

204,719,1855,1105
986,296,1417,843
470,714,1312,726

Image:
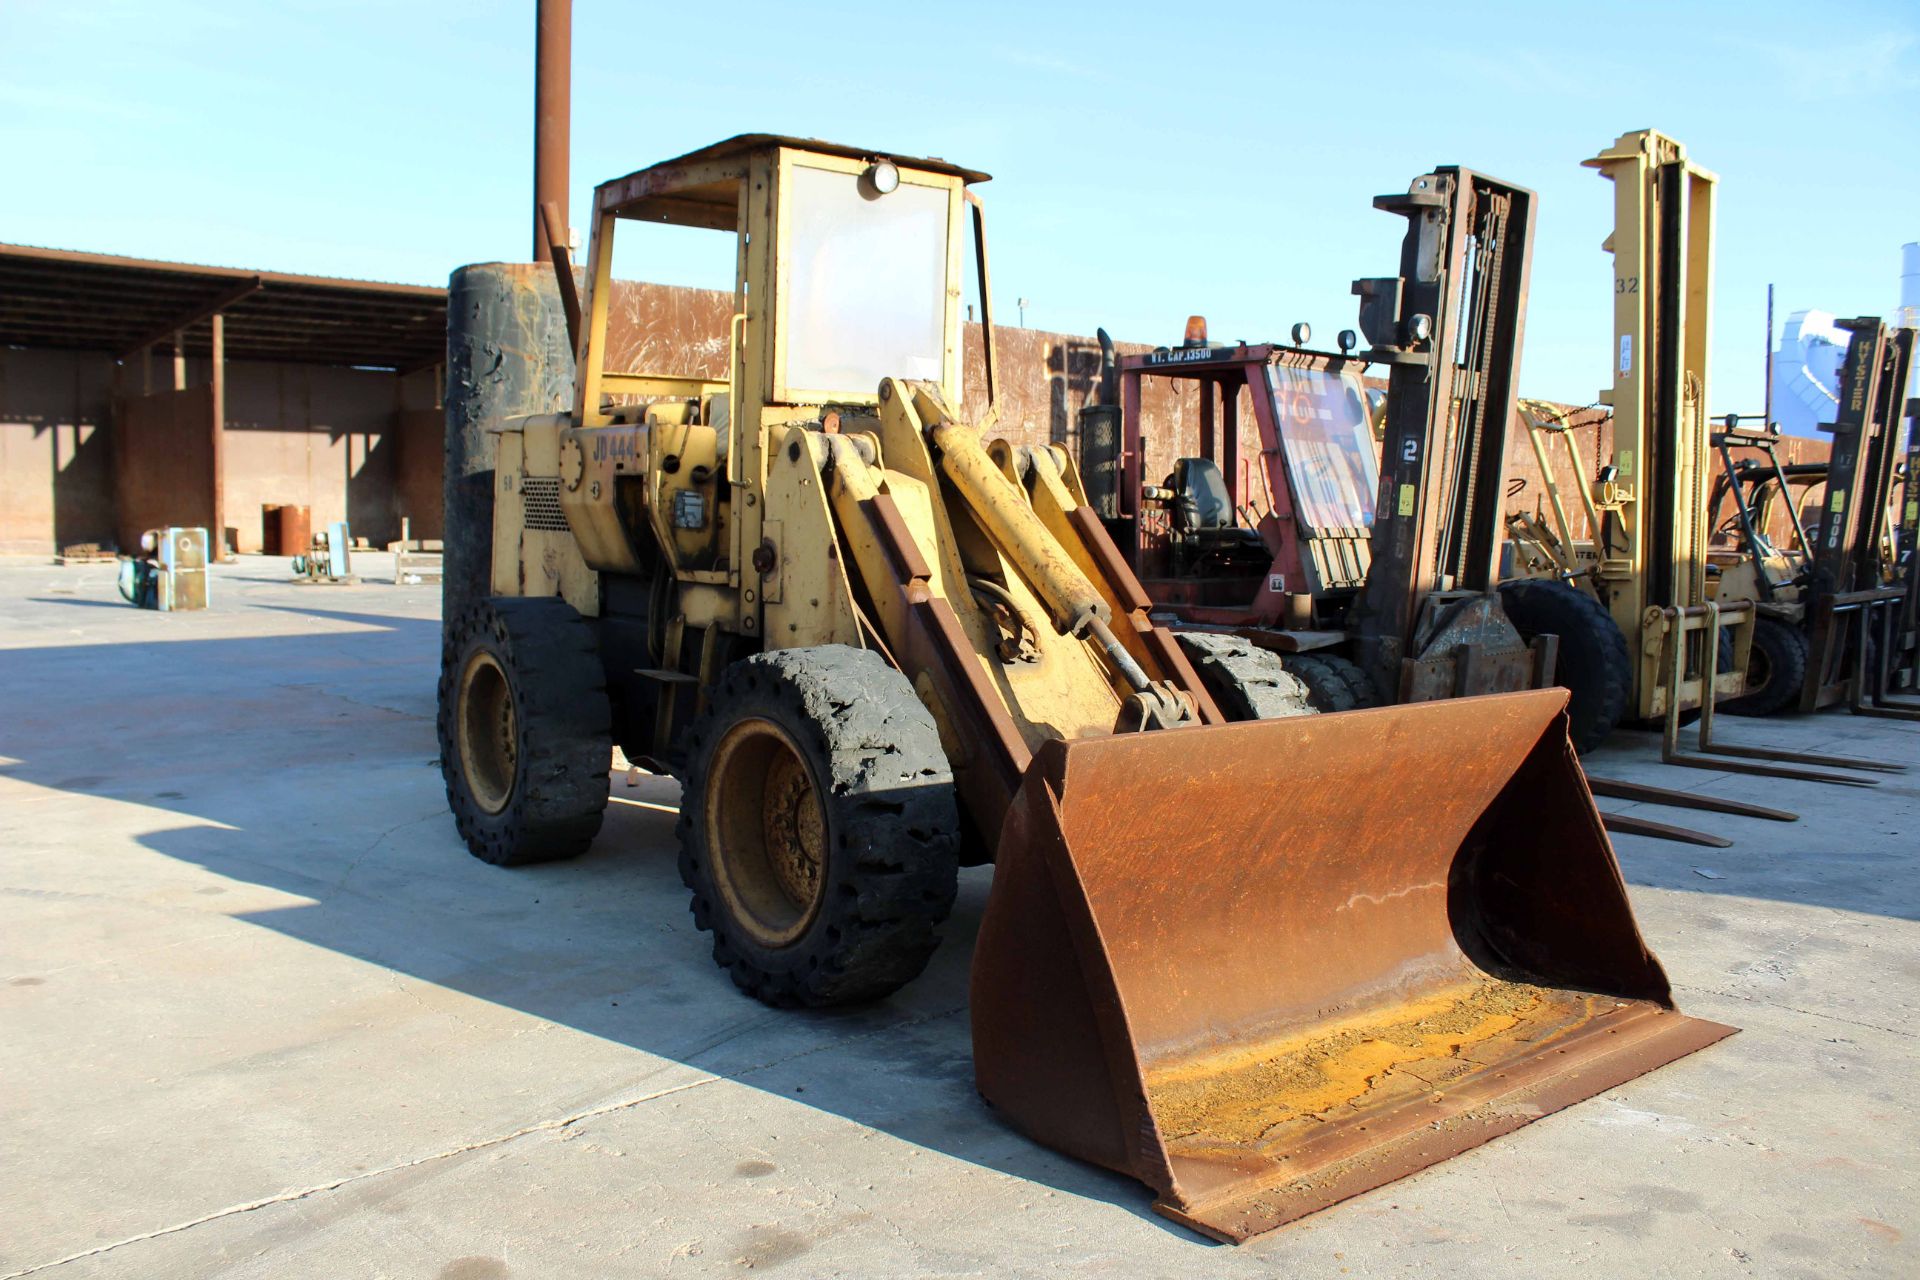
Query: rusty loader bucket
970,689,1734,1242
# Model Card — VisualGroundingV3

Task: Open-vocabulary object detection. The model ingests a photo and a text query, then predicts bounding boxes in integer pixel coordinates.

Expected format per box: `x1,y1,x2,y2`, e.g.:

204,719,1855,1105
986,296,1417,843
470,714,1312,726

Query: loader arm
797,379,1222,837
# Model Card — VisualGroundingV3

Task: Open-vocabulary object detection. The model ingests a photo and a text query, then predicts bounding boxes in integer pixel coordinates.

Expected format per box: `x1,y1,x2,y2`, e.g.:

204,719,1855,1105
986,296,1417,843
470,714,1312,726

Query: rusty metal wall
394,407,445,541
0,347,117,555
597,279,1839,553
0,345,439,557
601,280,1204,485
114,385,215,551
221,361,439,552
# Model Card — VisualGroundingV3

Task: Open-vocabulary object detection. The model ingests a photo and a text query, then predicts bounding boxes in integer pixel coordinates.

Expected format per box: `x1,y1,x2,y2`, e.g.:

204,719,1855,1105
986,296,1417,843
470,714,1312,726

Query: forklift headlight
866,160,900,195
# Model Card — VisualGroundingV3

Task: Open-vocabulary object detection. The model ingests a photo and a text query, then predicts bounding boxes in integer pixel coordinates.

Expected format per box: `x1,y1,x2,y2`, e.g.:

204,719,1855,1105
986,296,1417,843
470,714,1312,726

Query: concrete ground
1,556,1915,1280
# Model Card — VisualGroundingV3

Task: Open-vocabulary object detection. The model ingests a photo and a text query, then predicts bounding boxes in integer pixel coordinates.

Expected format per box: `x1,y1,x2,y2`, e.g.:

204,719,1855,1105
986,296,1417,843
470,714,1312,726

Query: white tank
1903,244,1919,396
1903,242,1919,324
1771,309,1850,438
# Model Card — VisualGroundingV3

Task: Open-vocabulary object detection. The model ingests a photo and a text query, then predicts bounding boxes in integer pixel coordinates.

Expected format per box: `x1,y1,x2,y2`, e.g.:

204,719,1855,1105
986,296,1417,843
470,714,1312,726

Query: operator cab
1114,331,1379,626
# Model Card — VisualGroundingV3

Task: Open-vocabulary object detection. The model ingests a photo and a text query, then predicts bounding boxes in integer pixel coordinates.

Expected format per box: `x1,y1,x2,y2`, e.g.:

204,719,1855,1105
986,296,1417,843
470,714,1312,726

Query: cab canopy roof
593,134,991,230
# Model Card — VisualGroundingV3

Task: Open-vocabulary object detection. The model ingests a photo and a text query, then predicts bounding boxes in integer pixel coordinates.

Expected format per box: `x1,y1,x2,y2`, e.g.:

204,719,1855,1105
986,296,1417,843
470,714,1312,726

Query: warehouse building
0,243,446,557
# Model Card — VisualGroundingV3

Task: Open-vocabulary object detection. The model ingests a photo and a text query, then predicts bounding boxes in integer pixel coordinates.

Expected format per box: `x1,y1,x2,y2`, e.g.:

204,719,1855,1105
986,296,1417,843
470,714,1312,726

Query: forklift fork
1661,603,1902,783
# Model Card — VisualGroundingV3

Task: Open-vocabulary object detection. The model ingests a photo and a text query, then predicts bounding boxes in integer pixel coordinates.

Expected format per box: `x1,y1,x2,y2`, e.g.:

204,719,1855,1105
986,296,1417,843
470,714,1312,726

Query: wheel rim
705,718,827,949
458,651,517,815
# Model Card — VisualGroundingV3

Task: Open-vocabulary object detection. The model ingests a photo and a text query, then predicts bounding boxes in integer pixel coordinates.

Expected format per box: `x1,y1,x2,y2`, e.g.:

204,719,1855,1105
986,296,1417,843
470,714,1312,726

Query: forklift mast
1799,320,1917,711
1811,321,1916,603
1585,132,1718,628
1902,394,1920,639
1348,168,1536,694
1557,129,1754,723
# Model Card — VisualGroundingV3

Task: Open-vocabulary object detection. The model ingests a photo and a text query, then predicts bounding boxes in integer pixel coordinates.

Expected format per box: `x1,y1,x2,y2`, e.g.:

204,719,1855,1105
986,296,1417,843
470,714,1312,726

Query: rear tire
1279,652,1382,714
1497,579,1630,754
677,646,960,1008
1175,633,1314,720
439,597,612,865
1719,617,1808,717
1290,656,1382,717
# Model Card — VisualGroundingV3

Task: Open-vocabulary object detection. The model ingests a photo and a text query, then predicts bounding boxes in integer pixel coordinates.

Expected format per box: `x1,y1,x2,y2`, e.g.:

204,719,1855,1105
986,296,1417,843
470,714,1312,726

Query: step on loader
438,134,1733,1241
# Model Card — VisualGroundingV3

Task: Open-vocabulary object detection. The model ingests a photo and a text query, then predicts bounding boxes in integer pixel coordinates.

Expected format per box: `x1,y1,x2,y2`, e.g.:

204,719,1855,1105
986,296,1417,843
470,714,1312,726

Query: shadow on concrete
0,601,1166,1234
1,595,1915,1242
28,596,128,610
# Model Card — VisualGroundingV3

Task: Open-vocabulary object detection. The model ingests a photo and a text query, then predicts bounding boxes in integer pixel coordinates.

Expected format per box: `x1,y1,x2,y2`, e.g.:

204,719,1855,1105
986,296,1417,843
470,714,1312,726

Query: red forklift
1098,322,1384,709
1088,167,1601,730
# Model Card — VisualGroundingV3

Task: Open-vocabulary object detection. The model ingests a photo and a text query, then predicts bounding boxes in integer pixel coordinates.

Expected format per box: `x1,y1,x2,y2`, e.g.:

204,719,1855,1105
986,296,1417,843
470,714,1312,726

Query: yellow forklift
1506,129,1895,789
1709,320,1919,718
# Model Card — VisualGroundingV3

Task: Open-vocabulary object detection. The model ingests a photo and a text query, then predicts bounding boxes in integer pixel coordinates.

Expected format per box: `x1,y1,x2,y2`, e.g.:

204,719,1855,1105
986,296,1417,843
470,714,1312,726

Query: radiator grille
520,476,570,532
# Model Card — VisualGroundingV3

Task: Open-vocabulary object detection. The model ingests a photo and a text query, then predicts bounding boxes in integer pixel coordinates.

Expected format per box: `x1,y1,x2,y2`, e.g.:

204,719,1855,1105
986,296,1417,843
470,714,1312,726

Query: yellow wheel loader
438,134,1732,1240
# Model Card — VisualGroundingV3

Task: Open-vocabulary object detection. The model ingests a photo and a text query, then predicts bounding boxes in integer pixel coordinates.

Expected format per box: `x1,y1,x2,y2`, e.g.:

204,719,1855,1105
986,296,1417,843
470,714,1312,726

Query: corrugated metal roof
0,242,448,370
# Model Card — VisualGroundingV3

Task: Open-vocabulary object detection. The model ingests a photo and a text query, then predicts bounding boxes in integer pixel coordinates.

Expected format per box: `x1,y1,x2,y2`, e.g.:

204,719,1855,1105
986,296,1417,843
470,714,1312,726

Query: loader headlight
866,160,900,195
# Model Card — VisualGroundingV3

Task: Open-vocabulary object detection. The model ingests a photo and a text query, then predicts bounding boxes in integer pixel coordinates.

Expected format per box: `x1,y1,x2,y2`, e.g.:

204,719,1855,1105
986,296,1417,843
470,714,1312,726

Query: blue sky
3,1,1916,409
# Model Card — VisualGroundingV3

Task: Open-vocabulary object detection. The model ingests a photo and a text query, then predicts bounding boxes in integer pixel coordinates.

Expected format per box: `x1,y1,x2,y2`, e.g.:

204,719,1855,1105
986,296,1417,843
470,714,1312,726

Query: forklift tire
1176,633,1315,720
439,597,612,866
1496,578,1630,755
1279,652,1382,714
1719,618,1808,717
678,646,960,1008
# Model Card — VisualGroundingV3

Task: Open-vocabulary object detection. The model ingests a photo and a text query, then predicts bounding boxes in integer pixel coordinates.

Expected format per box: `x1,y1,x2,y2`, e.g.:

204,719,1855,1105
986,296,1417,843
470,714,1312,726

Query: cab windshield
1267,363,1378,532
781,164,950,398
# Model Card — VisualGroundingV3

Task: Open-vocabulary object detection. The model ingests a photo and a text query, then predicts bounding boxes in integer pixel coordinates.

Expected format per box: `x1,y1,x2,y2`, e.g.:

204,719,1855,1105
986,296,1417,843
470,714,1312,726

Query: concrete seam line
1674,983,1913,1039
0,1075,721,1279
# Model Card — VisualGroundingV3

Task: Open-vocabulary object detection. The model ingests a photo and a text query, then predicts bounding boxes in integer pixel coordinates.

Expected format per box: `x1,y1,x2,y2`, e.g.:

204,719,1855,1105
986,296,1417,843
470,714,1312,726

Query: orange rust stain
1860,1219,1901,1243
1145,978,1557,1148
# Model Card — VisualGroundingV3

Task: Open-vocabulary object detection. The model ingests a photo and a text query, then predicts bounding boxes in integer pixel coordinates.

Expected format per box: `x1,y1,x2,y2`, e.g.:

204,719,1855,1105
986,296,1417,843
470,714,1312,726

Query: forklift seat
1171,457,1263,548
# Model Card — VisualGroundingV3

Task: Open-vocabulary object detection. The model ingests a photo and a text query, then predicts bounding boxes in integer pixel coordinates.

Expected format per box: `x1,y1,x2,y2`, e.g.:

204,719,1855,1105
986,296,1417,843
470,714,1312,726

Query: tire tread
676,646,959,1008
437,597,611,866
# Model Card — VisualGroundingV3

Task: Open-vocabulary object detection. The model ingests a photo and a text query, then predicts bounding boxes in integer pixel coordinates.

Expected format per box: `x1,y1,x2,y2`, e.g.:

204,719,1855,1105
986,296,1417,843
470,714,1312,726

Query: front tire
1719,617,1808,717
438,598,612,866
678,646,960,1008
1498,578,1631,754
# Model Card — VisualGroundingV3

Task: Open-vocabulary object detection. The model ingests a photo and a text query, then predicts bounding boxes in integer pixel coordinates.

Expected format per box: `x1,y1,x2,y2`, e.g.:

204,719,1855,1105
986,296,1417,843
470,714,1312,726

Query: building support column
210,312,226,560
